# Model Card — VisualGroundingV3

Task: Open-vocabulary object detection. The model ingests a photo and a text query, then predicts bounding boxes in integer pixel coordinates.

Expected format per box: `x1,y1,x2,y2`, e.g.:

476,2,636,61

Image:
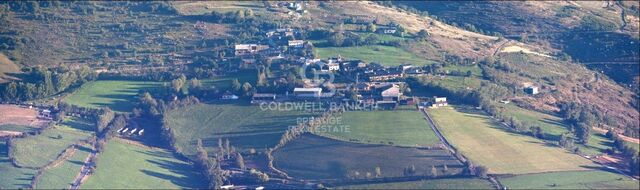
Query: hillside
386,1,640,86
298,1,639,132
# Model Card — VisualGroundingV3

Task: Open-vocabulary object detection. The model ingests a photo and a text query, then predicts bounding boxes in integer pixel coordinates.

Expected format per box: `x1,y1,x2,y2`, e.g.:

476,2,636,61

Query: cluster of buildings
116,128,144,136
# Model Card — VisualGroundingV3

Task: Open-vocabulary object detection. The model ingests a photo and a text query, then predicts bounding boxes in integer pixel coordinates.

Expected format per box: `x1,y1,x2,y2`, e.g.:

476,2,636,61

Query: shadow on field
141,158,206,189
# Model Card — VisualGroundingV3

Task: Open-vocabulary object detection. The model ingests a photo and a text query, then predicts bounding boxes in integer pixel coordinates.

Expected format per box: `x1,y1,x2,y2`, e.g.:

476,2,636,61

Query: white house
294,88,322,98
288,40,305,48
525,86,539,95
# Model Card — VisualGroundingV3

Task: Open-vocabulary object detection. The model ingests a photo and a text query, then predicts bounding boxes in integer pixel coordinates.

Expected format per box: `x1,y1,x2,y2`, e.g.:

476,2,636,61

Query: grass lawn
0,140,37,189
12,117,94,168
81,138,206,189
273,134,463,180
499,170,639,189
36,144,92,189
316,110,441,147
64,80,164,112
163,102,316,156
337,178,494,189
442,64,483,77
427,106,596,174
316,45,434,66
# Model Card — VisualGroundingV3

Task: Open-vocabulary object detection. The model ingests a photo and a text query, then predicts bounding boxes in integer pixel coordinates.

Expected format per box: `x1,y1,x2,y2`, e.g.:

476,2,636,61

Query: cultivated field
337,178,493,189
273,134,463,180
36,144,92,189
200,70,257,92
316,110,441,147
0,104,49,134
163,102,316,156
11,117,94,168
316,45,435,66
499,170,639,189
81,138,206,189
427,106,596,174
0,140,37,189
64,80,163,112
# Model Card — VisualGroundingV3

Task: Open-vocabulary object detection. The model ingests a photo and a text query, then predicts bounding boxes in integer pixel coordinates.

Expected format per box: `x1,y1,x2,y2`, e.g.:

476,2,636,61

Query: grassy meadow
427,106,596,174
163,102,316,156
0,140,37,189
499,170,639,189
273,134,463,180
495,103,613,155
0,124,39,133
316,45,435,66
81,138,206,189
337,178,494,189
64,80,164,112
36,144,92,189
12,117,94,168
316,110,441,147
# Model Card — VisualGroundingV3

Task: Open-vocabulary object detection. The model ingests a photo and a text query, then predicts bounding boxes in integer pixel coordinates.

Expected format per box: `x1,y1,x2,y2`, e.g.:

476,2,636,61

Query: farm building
524,86,539,95
294,88,322,98
377,27,397,34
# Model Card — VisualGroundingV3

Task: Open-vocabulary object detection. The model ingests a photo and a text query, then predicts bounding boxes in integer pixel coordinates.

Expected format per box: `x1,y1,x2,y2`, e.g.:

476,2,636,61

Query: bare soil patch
0,105,48,128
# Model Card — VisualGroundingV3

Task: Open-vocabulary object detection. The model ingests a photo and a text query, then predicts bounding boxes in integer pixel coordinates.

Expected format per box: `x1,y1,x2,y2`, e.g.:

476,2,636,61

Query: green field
316,45,434,66
427,106,596,174
200,70,257,92
36,144,92,189
164,102,316,156
273,134,463,180
495,103,613,155
81,138,206,189
499,170,639,189
12,117,94,168
316,110,441,147
0,140,37,189
64,80,164,112
337,178,494,189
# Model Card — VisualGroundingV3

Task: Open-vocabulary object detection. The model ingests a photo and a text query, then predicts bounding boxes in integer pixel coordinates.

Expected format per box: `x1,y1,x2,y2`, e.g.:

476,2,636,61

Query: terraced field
427,106,597,174
316,45,435,66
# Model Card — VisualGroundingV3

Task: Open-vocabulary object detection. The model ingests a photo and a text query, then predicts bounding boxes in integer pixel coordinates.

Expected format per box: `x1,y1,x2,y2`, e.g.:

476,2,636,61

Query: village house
221,92,239,100
234,44,269,56
524,86,539,95
288,40,305,48
379,84,402,101
377,27,397,34
366,68,403,81
429,96,448,108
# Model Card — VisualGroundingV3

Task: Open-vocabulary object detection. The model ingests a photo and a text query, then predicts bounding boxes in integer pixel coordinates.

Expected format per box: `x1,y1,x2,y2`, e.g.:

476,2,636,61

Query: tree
231,79,241,92
366,23,377,33
443,164,448,174
3,82,18,101
431,165,438,177
476,165,488,178
96,108,115,134
576,123,591,144
417,29,429,41
241,82,253,97
375,166,381,177
329,32,345,47
236,152,245,170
